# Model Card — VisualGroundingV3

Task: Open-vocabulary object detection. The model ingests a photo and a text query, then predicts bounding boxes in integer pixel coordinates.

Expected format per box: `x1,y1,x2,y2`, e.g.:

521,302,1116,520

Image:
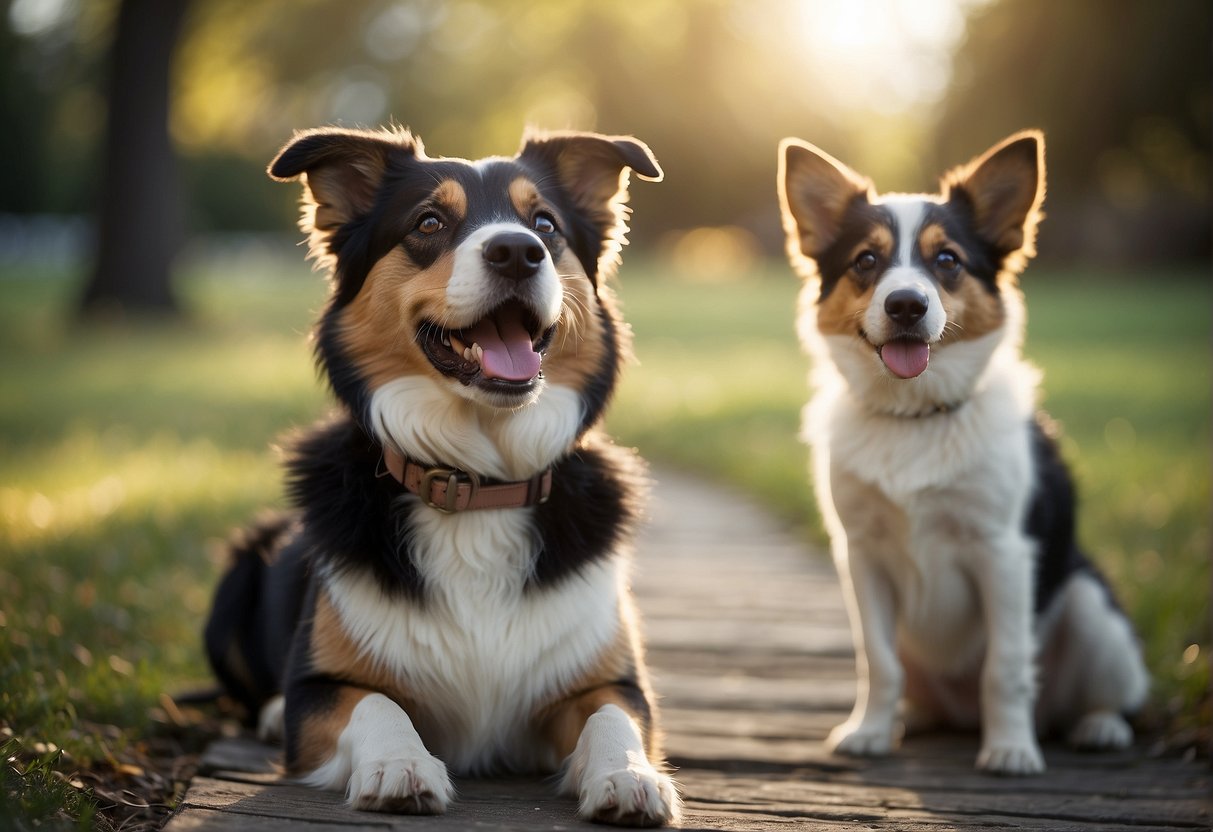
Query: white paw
977,740,1045,775
1068,711,1133,750
256,695,285,743
347,755,453,814
579,766,680,828
826,721,895,757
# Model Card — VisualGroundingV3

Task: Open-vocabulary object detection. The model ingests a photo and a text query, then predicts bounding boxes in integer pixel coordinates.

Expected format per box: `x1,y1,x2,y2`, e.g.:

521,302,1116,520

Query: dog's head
269,126,661,436
778,131,1044,392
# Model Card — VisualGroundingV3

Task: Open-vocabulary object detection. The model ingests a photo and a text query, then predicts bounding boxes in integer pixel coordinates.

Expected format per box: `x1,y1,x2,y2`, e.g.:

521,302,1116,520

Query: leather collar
867,398,968,419
380,446,552,513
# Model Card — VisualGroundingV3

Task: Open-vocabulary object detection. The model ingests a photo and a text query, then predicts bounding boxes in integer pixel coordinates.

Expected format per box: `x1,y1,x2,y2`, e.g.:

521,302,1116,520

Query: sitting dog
205,125,680,824
777,130,1149,774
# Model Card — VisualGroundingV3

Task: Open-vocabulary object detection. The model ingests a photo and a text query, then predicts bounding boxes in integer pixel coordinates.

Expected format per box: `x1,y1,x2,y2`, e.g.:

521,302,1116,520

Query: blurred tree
932,0,1211,262
79,0,189,316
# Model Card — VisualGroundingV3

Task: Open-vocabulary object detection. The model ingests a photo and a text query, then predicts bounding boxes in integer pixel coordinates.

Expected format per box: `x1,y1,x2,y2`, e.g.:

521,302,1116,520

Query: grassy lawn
0,255,1208,825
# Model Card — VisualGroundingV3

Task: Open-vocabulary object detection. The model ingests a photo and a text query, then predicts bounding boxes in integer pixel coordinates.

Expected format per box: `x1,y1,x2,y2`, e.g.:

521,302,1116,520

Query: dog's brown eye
855,251,878,272
935,249,961,272
416,214,444,235
532,212,557,235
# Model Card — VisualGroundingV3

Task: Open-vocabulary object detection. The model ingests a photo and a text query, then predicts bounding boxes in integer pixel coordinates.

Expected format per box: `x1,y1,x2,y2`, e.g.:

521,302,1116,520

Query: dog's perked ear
517,130,662,284
267,127,419,270
942,130,1046,264
778,138,872,266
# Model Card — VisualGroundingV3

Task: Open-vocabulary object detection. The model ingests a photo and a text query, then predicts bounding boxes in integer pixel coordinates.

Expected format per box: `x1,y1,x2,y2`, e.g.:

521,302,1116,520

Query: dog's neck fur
367,376,586,482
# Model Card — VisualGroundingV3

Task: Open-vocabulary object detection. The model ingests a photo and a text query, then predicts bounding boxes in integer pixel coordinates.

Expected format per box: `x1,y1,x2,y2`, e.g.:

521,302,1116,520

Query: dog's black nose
884,288,929,327
482,231,546,280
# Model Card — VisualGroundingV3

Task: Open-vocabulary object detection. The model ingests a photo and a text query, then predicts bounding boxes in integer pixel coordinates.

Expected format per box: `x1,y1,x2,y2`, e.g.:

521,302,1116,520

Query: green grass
0,256,1208,827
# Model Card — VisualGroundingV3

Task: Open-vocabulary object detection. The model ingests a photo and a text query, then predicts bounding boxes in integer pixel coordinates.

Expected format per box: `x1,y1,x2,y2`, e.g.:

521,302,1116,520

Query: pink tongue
463,313,541,382
880,341,930,379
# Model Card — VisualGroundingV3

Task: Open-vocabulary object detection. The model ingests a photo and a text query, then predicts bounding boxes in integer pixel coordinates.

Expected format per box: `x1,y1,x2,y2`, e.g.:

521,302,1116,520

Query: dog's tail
204,513,300,723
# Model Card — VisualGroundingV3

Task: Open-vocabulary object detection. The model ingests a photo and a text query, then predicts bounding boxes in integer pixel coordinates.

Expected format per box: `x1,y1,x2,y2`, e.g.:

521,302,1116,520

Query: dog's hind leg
1039,572,1149,750
544,684,680,828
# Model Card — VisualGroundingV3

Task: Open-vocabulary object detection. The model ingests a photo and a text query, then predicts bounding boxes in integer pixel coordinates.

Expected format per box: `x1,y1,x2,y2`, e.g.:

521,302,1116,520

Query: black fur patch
814,196,894,301
1025,414,1113,614
925,199,1002,293
204,514,309,721
574,302,623,434
279,580,346,772
284,417,427,598
529,435,644,589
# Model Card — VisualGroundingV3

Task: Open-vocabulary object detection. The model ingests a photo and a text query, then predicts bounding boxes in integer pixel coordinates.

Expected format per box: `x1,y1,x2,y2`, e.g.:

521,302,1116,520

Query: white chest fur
368,376,585,481
806,330,1043,671
323,507,625,774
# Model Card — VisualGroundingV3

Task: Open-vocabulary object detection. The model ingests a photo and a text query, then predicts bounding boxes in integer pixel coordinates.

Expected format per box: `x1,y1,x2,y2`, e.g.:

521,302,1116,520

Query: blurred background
0,0,1209,827
0,0,1209,299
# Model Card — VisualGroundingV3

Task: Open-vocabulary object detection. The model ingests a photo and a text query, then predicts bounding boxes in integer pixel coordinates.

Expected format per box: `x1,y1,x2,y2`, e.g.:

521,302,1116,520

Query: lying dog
205,125,680,824
777,130,1148,774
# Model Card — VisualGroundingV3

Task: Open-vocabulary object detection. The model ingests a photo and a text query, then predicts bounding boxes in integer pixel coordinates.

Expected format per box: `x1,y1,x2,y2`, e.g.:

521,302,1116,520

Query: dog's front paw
826,720,895,757
1068,711,1133,751
578,766,680,828
977,740,1045,775
348,755,454,814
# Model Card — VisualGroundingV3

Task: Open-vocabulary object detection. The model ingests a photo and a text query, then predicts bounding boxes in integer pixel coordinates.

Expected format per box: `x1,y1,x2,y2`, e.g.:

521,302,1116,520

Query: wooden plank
169,776,595,831
675,768,1212,827
198,735,281,776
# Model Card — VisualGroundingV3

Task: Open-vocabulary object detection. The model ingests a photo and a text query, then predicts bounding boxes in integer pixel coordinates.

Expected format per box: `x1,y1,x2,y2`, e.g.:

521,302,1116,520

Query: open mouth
876,336,931,379
420,299,556,395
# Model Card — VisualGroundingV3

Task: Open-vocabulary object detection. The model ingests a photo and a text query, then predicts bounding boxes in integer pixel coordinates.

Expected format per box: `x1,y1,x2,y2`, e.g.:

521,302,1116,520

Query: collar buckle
418,466,481,514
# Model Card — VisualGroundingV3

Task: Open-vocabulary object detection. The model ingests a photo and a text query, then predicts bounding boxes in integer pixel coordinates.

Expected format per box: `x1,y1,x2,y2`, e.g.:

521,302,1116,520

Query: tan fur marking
536,595,661,762
943,274,1008,343
339,249,456,391
310,590,411,696
509,177,541,218
809,227,890,336
817,277,877,337
543,250,612,388
292,686,371,774
866,226,895,261
434,179,468,221
917,224,950,258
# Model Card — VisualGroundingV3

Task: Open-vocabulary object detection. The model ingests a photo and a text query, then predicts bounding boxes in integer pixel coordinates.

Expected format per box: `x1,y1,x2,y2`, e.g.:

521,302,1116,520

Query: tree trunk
79,0,190,317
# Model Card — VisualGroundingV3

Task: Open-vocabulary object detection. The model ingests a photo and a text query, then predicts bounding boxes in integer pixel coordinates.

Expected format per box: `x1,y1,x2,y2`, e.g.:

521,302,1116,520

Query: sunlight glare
787,0,986,114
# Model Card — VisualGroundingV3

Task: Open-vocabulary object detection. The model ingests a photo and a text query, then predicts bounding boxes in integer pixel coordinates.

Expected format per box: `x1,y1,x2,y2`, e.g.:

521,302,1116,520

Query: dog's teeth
450,334,465,354
473,343,483,362
462,347,473,361
441,334,451,347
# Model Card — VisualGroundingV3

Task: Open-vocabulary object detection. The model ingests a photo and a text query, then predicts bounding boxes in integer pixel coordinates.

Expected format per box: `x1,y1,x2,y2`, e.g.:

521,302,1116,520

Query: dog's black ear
517,130,662,282
943,130,1045,260
268,127,419,265
778,138,872,265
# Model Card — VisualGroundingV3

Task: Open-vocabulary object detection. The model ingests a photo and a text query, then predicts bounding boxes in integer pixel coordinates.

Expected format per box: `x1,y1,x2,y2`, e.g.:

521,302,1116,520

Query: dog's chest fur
806,314,1042,669
313,376,625,773
324,527,623,774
